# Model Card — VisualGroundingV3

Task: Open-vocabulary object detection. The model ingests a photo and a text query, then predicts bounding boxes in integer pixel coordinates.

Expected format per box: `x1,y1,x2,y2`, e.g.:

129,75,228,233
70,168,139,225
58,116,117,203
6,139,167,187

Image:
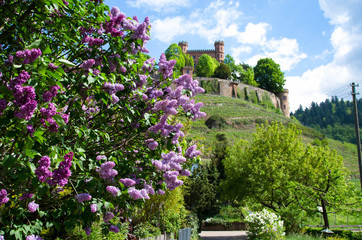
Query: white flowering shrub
245,209,286,240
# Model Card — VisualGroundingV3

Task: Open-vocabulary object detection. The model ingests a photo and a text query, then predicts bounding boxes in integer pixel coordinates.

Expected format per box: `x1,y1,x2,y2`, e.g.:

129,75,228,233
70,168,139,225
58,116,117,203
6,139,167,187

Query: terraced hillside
186,94,360,177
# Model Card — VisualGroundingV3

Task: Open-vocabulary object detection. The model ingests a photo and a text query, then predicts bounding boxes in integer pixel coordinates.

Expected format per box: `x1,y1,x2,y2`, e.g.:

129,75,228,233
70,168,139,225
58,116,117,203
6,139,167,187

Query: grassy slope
186,94,360,175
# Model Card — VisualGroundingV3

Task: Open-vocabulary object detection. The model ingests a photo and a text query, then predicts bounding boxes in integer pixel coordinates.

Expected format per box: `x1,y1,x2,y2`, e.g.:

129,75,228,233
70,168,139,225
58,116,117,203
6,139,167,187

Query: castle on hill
175,40,290,117
178,40,225,66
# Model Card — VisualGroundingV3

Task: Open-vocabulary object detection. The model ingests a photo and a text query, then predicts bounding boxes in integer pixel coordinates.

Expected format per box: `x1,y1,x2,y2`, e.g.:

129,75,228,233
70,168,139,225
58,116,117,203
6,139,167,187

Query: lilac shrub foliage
0,0,205,239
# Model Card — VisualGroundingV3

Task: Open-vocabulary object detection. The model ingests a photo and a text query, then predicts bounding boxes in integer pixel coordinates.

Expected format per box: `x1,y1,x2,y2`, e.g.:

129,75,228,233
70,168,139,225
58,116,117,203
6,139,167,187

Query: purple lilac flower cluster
90,203,97,212
26,235,43,240
40,103,57,118
0,99,7,115
103,82,124,103
85,226,91,236
109,225,119,233
76,193,92,203
104,7,126,37
82,36,104,46
142,57,155,73
28,201,39,212
128,183,155,200
152,151,186,172
97,161,118,181
16,48,42,64
185,145,201,158
103,212,114,222
148,116,185,145
19,193,34,201
158,54,176,79
146,138,158,150
119,178,136,187
163,171,183,191
48,63,59,71
42,85,60,102
0,189,9,206
47,152,73,187
106,186,120,197
96,155,107,161
27,124,35,136
80,59,95,71
8,71,37,120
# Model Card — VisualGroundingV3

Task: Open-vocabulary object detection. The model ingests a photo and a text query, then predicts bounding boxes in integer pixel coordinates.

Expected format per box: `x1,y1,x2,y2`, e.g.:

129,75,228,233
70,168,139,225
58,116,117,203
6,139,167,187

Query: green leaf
3,155,17,168
53,114,66,127
87,75,96,85
59,59,76,67
26,39,42,49
43,46,52,54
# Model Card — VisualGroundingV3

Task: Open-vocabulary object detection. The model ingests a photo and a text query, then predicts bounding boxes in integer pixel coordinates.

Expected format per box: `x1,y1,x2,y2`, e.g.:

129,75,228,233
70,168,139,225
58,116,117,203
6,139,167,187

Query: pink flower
28,201,39,213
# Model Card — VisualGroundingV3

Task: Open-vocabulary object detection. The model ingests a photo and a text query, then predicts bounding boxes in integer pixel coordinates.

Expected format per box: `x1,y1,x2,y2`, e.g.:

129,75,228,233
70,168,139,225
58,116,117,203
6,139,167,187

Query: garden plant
0,0,205,239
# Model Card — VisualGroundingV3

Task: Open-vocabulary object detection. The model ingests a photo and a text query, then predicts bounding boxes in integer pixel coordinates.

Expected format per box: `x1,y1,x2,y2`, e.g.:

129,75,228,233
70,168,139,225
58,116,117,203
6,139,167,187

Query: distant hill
187,94,360,178
291,96,362,144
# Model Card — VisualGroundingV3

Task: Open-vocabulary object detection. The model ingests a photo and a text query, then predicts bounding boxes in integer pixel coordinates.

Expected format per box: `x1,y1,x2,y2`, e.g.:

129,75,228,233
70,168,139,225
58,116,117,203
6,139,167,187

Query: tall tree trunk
321,198,329,229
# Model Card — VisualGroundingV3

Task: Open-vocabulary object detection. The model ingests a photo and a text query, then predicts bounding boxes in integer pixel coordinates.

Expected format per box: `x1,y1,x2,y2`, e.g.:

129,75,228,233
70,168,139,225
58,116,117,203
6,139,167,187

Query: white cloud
285,0,362,112
126,0,191,12
237,23,269,45
152,0,306,72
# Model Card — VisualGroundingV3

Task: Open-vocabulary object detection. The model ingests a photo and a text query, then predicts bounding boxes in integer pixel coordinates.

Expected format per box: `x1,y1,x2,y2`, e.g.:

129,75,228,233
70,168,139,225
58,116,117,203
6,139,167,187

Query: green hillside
186,94,360,177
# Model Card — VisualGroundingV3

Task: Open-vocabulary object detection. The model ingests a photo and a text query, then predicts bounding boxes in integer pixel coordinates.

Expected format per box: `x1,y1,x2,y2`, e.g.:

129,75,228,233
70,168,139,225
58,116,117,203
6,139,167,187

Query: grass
189,93,361,174
286,234,323,240
304,211,362,226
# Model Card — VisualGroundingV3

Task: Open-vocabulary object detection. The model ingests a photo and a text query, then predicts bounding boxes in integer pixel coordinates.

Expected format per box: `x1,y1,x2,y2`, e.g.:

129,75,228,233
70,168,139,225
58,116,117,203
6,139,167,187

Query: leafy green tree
254,58,285,93
196,54,217,77
223,122,305,212
222,122,357,232
224,54,236,67
290,145,358,230
165,43,182,60
231,63,258,86
183,53,194,67
0,1,205,239
184,164,220,231
213,62,231,79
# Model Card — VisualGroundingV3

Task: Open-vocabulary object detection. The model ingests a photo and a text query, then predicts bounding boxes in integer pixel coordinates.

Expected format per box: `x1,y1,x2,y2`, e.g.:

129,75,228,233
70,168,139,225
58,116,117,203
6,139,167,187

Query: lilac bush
0,1,204,239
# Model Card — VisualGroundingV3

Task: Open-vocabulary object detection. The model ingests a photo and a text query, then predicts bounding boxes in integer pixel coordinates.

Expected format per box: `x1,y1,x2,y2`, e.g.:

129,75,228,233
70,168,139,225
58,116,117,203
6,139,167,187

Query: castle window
283,105,286,109
193,56,195,59
187,70,189,74
283,96,287,100
217,54,219,58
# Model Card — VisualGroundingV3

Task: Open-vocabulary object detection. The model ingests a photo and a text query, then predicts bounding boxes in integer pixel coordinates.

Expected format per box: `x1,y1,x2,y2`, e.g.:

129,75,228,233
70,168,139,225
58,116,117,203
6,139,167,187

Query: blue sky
105,0,362,112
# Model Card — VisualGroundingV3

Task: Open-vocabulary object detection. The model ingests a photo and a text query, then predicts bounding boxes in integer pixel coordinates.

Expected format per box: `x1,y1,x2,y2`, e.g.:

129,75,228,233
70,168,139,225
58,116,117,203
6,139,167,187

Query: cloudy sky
105,0,362,112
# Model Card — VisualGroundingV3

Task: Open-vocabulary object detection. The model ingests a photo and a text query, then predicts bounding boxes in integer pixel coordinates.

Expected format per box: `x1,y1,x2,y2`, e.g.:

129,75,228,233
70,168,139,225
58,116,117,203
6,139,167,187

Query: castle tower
277,89,290,117
178,41,188,53
214,40,225,62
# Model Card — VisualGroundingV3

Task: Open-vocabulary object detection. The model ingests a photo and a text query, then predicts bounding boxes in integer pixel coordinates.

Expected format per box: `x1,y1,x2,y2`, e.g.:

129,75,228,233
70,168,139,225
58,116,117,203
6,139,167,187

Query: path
200,231,248,240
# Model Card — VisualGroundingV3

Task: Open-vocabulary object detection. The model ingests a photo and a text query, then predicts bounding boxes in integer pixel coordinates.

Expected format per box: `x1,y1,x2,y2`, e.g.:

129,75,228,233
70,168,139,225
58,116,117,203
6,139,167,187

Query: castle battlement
178,40,225,67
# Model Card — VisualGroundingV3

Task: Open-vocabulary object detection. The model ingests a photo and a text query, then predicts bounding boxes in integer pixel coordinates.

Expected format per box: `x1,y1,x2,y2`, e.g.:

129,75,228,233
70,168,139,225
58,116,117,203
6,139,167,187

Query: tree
184,164,220,231
183,53,194,67
195,54,217,77
290,145,357,230
0,1,205,239
213,62,231,79
222,122,357,232
230,63,258,86
165,43,182,60
253,58,285,93
224,54,235,67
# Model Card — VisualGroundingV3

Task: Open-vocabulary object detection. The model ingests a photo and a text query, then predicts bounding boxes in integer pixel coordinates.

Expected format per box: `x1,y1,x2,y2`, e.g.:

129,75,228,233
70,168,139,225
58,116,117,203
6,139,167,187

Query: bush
205,115,228,129
304,227,362,240
245,209,286,240
217,205,246,222
133,222,161,239
200,79,220,94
